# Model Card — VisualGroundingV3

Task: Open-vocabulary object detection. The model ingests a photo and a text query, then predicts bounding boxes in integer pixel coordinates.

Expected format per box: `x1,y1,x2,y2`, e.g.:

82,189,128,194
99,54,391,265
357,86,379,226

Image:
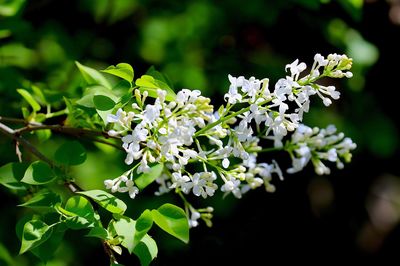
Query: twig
1,116,122,150
0,121,119,264
15,124,118,139
0,122,55,166
0,116,31,125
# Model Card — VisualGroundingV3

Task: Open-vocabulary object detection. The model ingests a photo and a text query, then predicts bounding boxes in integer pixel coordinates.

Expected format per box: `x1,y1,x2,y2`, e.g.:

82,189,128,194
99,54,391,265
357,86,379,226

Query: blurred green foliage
1,0,399,265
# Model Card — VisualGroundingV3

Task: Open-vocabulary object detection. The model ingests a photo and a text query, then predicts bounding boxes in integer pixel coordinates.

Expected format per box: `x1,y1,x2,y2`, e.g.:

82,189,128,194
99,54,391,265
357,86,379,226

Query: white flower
241,77,261,102
107,108,124,124
314,160,331,175
189,172,218,198
107,108,135,127
285,59,307,77
249,104,267,125
224,86,242,104
221,178,242,198
228,74,245,90
222,158,230,168
170,172,191,193
274,78,292,98
314,53,328,67
188,208,201,228
142,104,161,125
265,114,287,139
118,179,139,199
235,120,253,142
243,154,257,168
104,174,139,199
155,174,172,196
137,155,150,173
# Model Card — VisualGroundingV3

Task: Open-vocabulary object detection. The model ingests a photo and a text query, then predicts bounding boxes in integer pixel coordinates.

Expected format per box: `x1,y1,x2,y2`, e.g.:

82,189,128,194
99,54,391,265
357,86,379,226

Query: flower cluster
286,124,357,175
104,53,355,227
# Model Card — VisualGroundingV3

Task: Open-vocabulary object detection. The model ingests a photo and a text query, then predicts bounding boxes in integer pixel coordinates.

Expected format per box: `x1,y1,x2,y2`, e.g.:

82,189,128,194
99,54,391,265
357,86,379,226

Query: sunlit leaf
151,203,189,243
75,61,111,89
19,190,61,209
146,66,174,90
21,161,56,185
65,195,95,218
17,89,41,111
135,75,175,101
36,129,52,143
63,195,96,229
133,234,158,266
31,223,66,263
135,163,164,190
77,190,127,214
0,0,26,17
31,85,47,105
19,220,53,254
101,63,134,83
93,95,116,111
0,162,28,190
133,210,153,248
86,226,109,240
110,215,136,253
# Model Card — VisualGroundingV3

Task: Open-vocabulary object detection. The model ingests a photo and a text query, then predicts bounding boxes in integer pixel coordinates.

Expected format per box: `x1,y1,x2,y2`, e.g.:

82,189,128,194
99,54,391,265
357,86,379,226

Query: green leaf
133,210,153,248
19,220,53,254
65,195,95,219
21,161,56,185
133,234,158,266
19,190,61,209
146,66,174,90
0,242,13,265
338,0,363,21
54,140,87,166
31,223,66,263
31,85,47,105
63,196,96,229
17,89,41,111
86,227,109,240
93,95,116,111
77,190,127,214
36,129,52,143
75,61,111,89
0,0,26,17
135,163,164,190
110,215,136,253
76,85,118,108
101,63,134,83
75,85,118,124
135,75,176,101
151,203,189,243
0,162,28,190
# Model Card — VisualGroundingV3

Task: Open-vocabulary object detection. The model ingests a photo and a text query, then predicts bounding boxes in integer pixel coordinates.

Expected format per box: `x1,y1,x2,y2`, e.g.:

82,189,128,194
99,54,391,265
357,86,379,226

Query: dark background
1,0,400,265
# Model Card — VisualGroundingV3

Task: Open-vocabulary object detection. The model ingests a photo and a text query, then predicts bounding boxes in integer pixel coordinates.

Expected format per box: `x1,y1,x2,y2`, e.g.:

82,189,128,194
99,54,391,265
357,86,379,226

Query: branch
15,124,118,139
0,122,55,166
0,121,119,264
0,116,123,150
0,116,32,125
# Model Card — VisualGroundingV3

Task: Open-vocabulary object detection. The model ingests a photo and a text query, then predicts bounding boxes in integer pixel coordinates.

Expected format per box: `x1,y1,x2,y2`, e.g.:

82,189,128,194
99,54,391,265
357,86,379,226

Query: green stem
248,147,282,153
46,108,68,119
